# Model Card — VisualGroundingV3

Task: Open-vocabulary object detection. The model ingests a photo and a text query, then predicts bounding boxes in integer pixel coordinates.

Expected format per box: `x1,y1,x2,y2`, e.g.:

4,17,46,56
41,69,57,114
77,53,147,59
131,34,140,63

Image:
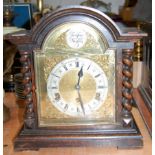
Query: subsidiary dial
66,28,87,49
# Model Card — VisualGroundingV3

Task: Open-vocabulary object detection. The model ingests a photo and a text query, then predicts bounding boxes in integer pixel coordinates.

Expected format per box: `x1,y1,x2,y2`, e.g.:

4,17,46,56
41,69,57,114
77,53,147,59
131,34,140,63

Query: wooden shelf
133,89,152,136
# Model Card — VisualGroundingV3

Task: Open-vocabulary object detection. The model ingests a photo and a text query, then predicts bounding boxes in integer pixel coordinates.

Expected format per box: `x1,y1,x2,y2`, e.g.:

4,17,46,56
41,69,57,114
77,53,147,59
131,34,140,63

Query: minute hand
77,89,85,115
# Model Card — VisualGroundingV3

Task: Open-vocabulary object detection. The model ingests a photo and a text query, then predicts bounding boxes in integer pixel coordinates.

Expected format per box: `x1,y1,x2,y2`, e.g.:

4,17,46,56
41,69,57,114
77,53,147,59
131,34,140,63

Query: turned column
18,51,35,128
122,49,134,127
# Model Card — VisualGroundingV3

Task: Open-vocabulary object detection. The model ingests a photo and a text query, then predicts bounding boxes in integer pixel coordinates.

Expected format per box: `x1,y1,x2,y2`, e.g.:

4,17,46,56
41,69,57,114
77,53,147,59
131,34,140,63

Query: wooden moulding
14,119,143,151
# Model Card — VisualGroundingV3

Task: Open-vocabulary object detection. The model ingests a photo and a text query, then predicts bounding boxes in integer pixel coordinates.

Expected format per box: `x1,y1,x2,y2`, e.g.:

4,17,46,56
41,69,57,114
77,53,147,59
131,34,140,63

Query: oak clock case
4,6,146,150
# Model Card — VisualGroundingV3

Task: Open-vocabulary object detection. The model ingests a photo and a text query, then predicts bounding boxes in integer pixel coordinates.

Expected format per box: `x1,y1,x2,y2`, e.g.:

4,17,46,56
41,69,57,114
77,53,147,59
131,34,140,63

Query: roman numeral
55,93,60,101
95,73,101,78
47,86,58,89
63,65,68,71
51,87,58,89
77,107,80,113
76,61,79,67
52,73,60,78
87,64,91,70
98,86,107,89
64,104,68,111
95,93,100,101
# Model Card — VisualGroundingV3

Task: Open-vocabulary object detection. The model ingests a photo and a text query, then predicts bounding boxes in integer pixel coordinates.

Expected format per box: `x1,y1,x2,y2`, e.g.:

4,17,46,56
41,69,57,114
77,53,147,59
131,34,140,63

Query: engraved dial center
59,70,96,104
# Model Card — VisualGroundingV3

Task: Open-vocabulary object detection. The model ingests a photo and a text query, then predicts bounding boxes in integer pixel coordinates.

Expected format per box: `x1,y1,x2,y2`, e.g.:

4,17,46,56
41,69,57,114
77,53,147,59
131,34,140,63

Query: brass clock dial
47,57,108,117
34,22,116,126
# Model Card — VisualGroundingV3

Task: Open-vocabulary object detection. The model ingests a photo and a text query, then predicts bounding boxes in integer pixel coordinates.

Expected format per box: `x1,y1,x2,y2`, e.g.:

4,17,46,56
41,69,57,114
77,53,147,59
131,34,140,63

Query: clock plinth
4,6,147,151
14,120,142,151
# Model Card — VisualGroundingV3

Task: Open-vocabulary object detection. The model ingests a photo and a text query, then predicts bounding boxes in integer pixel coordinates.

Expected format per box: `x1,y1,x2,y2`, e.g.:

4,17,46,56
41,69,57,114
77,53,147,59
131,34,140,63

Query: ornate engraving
42,23,108,54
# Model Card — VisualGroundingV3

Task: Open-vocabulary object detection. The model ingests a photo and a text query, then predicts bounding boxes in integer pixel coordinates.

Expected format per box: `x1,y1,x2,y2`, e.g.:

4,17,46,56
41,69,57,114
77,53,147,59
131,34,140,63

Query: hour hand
76,66,83,89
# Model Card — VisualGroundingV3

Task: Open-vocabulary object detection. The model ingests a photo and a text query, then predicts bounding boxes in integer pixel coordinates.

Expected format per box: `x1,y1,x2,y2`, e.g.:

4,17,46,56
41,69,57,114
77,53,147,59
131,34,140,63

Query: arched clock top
30,6,146,48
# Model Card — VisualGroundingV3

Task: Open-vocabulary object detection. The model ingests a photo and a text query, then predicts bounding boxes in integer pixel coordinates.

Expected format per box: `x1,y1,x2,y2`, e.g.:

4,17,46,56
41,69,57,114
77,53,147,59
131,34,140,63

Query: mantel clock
5,6,147,150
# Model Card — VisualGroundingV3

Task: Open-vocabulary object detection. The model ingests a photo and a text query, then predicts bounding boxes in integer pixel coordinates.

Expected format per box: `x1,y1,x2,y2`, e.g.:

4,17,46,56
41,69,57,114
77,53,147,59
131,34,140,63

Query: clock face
47,57,108,117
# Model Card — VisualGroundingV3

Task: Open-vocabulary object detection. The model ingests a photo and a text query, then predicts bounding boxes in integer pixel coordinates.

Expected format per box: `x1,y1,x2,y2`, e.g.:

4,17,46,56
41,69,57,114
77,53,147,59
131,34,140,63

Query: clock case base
14,119,143,151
